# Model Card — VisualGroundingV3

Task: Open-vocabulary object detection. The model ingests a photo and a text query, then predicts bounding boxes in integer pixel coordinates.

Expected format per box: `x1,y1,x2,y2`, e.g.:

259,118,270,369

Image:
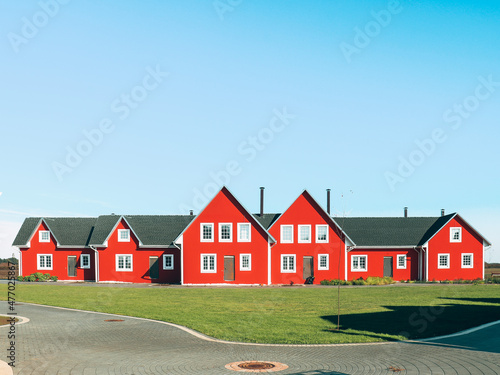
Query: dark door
149,256,159,279
224,256,235,281
68,256,77,277
303,256,314,279
383,257,393,277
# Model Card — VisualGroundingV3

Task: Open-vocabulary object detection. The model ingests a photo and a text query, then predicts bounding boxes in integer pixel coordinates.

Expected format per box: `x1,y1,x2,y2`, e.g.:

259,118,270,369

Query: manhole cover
104,319,124,322
225,361,288,372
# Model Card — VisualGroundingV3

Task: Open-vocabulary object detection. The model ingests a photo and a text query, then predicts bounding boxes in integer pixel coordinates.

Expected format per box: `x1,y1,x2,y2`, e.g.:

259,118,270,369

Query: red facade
180,188,272,285
268,191,345,285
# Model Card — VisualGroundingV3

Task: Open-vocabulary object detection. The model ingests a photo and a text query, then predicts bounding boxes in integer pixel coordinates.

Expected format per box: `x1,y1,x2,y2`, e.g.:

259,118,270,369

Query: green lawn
1,284,499,344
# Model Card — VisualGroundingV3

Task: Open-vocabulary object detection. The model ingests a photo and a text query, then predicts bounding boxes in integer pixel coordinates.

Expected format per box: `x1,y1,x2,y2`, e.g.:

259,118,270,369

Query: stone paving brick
1,301,499,375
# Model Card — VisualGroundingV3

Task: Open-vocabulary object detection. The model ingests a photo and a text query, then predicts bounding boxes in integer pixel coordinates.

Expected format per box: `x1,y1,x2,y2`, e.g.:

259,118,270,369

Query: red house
175,187,275,285
264,190,350,285
12,187,491,284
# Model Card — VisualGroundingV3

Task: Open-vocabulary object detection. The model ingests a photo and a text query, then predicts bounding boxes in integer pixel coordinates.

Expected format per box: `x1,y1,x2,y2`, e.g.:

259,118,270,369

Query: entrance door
68,256,77,277
224,256,235,281
303,256,314,279
149,256,159,279
383,257,393,277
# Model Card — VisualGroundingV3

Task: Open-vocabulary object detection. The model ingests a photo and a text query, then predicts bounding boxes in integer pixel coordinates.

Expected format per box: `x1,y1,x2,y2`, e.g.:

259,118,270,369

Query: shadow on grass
321,301,500,351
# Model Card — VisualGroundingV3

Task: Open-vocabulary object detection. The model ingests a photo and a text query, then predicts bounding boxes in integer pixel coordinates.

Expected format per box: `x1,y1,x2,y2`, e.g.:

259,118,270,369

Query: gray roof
12,217,96,247
13,215,195,248
253,213,281,229
334,214,455,247
88,215,196,247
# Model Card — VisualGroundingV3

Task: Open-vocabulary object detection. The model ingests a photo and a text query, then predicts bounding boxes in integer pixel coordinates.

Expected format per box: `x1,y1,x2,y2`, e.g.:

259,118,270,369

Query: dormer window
450,227,462,243
118,229,130,242
39,231,50,243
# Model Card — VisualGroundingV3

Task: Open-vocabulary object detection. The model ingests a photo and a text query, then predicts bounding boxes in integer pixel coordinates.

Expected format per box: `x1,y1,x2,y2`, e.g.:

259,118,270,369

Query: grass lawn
1,284,499,344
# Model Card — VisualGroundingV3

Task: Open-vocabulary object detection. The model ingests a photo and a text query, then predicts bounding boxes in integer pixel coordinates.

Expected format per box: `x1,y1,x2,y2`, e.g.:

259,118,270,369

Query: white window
318,254,329,270
281,254,296,273
351,255,367,271
200,223,214,242
37,254,53,270
116,254,133,271
201,254,216,273
237,223,251,242
219,223,232,242
316,225,328,243
118,229,130,242
80,254,90,269
450,227,462,243
298,225,311,243
39,231,50,243
163,254,174,270
280,225,293,243
462,253,473,268
397,255,407,269
438,253,450,269
240,254,251,271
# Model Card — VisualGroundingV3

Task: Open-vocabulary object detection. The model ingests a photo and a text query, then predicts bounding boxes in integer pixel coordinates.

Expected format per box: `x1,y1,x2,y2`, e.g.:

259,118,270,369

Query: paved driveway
1,301,499,375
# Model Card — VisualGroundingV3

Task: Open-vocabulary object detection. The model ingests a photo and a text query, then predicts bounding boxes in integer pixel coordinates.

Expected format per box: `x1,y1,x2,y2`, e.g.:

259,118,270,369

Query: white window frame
163,254,174,270
461,253,473,269
438,253,450,269
201,254,216,273
219,223,233,242
396,254,407,269
298,225,311,243
116,254,133,272
450,227,462,243
351,255,367,272
237,223,251,242
37,254,53,270
240,254,251,271
316,225,328,243
80,254,90,269
280,225,293,243
118,229,130,242
200,223,214,242
318,254,329,270
281,254,296,273
39,230,50,243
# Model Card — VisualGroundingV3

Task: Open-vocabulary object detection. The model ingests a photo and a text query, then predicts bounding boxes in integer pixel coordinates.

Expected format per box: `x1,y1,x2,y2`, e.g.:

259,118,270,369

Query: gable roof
334,214,456,247
88,215,195,247
268,189,354,244
174,186,276,244
253,213,281,229
12,217,96,247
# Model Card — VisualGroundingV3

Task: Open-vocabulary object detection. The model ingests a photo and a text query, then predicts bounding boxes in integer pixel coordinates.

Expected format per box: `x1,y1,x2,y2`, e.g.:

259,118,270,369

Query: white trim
315,224,328,243
268,239,272,285
201,254,216,273
298,225,311,243
396,254,407,269
240,254,251,271
461,253,473,269
80,254,90,269
163,254,174,270
280,225,293,243
280,254,296,273
237,223,251,242
318,254,329,270
219,223,233,242
450,227,462,243
117,229,130,242
200,223,214,242
115,254,133,272
437,253,450,269
351,254,367,272
37,254,53,270
39,230,50,243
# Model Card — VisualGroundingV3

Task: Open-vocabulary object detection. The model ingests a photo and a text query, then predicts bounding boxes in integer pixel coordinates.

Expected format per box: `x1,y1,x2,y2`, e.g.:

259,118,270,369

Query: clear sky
1,0,499,262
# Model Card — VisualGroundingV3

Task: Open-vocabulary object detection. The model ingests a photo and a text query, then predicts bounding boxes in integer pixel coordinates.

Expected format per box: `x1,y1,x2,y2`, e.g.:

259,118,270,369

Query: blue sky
1,0,499,262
